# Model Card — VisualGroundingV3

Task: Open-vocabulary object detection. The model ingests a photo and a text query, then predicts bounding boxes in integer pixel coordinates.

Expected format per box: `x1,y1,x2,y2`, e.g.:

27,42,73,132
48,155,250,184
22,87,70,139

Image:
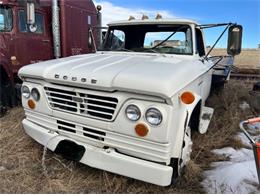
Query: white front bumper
22,119,173,186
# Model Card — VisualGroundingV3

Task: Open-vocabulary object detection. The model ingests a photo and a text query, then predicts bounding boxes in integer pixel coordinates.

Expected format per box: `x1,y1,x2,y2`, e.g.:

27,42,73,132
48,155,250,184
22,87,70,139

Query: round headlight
21,85,30,99
125,105,141,121
145,108,162,126
31,88,40,101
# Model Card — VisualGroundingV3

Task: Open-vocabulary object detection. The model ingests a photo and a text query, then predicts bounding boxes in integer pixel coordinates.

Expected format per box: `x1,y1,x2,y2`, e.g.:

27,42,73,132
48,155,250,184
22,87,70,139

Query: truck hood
19,52,208,98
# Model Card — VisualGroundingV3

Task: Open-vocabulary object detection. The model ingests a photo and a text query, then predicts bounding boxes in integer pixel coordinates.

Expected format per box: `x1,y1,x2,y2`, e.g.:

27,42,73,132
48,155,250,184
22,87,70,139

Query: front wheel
170,126,193,184
0,78,17,117
0,82,8,117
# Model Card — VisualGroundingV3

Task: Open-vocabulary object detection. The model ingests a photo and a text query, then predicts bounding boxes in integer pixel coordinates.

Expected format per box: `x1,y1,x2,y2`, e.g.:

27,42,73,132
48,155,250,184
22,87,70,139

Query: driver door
13,9,53,73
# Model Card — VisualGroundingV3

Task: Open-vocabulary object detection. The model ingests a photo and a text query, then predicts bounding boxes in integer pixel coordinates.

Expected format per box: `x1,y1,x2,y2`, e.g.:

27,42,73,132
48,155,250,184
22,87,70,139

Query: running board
199,106,214,134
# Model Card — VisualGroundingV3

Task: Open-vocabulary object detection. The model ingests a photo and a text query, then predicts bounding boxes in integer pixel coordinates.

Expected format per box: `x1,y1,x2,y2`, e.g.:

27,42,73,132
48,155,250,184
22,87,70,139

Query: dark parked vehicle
0,0,101,116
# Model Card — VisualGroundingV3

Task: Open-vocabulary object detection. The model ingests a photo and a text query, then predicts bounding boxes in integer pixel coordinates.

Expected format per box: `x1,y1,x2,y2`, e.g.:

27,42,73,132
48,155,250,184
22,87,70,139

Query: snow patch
237,133,252,148
202,123,260,193
239,101,250,110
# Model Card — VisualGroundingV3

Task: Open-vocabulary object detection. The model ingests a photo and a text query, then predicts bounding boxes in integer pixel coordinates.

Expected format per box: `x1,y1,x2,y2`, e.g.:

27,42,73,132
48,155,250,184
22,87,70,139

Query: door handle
42,39,50,43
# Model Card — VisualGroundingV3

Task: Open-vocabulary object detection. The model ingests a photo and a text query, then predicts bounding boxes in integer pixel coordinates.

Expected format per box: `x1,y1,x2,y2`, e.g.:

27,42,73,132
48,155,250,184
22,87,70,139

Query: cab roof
107,18,199,26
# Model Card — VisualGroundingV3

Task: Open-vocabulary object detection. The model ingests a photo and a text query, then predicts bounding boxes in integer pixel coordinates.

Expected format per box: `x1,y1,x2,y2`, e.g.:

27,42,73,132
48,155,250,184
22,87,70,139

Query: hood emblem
72,96,84,103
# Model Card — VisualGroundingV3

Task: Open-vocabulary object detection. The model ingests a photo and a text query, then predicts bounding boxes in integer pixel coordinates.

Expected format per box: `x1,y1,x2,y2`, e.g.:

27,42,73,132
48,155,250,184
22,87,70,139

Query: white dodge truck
19,17,242,186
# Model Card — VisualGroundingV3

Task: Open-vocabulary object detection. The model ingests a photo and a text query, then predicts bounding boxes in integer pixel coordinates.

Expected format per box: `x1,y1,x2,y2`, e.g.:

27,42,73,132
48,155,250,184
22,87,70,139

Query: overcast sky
94,0,260,48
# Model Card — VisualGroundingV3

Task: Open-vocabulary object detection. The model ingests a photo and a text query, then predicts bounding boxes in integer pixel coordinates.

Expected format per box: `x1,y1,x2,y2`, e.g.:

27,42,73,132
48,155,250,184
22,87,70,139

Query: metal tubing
52,0,61,58
239,121,256,144
97,10,102,50
204,24,232,60
239,118,260,184
253,145,260,184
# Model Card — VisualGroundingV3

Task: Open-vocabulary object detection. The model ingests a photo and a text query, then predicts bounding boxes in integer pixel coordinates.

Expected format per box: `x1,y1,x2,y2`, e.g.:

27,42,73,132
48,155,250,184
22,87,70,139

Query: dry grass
210,48,260,71
0,80,258,193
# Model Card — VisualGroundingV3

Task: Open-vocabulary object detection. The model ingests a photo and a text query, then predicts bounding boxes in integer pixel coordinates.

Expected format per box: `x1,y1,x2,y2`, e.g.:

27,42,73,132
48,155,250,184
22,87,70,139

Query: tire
0,82,8,118
0,77,17,117
170,126,193,184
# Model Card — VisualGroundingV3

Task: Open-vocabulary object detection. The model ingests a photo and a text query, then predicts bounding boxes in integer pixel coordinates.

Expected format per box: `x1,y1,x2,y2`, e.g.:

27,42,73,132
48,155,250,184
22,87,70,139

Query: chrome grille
44,87,118,121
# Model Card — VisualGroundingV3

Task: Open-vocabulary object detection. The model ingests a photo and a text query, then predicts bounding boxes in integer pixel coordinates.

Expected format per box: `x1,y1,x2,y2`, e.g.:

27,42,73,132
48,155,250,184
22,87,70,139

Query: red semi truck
0,0,101,116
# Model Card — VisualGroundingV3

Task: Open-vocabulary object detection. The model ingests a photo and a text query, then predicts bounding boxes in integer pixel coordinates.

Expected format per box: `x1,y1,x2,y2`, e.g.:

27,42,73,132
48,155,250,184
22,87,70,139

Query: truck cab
0,2,53,74
18,17,242,186
0,0,99,116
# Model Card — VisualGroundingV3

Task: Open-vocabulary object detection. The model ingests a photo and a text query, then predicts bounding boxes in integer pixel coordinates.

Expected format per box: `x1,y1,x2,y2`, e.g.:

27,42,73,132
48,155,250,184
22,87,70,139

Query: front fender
183,93,202,128
171,93,202,158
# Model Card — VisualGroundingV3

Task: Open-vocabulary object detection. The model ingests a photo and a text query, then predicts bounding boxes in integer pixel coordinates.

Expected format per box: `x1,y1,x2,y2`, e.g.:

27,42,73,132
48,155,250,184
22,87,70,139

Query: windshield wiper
152,26,186,50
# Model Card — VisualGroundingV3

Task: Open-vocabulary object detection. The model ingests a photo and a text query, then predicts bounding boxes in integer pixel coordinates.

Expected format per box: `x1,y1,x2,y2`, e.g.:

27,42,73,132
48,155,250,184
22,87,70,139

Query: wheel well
189,100,202,132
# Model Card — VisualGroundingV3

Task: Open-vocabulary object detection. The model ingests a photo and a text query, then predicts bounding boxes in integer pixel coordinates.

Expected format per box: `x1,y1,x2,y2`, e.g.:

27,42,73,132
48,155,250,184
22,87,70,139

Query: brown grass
0,80,258,193
210,48,260,70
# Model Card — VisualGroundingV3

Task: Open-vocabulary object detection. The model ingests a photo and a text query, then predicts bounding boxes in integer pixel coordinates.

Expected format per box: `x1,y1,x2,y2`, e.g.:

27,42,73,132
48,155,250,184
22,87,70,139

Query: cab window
196,28,205,57
0,6,13,32
103,25,193,55
18,10,44,34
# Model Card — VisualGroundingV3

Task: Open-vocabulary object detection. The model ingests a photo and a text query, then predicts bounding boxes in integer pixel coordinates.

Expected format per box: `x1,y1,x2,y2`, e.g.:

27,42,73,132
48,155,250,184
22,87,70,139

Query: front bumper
22,119,173,186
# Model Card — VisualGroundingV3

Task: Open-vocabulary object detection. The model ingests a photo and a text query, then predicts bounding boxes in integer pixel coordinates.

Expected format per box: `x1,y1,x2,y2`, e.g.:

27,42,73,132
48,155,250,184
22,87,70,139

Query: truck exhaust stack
52,0,61,58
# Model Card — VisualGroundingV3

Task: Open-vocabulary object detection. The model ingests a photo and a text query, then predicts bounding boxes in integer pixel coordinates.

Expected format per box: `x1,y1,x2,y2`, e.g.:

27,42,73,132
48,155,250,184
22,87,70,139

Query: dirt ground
210,48,260,71
0,80,258,193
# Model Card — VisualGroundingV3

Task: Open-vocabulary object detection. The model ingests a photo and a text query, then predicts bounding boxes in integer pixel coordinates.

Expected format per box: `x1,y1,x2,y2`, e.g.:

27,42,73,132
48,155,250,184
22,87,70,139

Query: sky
94,0,260,48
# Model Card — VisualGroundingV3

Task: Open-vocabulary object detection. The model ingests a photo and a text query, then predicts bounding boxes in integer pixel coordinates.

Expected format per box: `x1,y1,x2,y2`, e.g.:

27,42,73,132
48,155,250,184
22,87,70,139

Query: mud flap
199,106,214,134
55,140,86,162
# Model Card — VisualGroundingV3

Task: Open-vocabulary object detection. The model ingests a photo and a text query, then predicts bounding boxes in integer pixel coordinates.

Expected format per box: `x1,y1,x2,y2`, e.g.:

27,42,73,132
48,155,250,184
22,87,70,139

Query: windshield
0,6,13,32
103,24,193,55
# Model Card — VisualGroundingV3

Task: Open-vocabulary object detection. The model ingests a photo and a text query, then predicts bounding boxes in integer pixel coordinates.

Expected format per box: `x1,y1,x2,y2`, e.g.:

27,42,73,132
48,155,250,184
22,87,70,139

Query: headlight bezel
21,85,30,99
125,104,141,121
145,107,163,126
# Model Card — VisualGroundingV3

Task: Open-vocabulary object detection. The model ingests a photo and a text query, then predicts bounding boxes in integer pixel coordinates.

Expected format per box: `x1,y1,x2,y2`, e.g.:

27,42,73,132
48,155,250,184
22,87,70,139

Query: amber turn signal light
28,99,36,109
135,123,149,137
180,91,195,104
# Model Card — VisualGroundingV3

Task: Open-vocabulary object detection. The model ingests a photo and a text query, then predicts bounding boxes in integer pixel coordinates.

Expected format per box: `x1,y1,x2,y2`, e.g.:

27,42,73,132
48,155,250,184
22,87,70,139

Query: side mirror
26,2,35,25
227,25,243,56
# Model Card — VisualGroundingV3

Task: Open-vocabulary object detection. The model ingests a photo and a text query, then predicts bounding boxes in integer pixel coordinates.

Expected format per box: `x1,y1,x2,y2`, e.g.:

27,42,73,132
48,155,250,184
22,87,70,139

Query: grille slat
49,100,77,109
45,91,77,99
57,120,106,141
82,97,118,105
79,107,114,116
80,102,116,111
45,87,118,121
47,96,76,103
57,120,76,133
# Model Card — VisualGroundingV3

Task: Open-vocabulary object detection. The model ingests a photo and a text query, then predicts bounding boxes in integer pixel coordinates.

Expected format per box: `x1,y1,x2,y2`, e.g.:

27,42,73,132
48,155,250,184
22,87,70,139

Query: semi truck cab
0,3,53,73
0,0,100,116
